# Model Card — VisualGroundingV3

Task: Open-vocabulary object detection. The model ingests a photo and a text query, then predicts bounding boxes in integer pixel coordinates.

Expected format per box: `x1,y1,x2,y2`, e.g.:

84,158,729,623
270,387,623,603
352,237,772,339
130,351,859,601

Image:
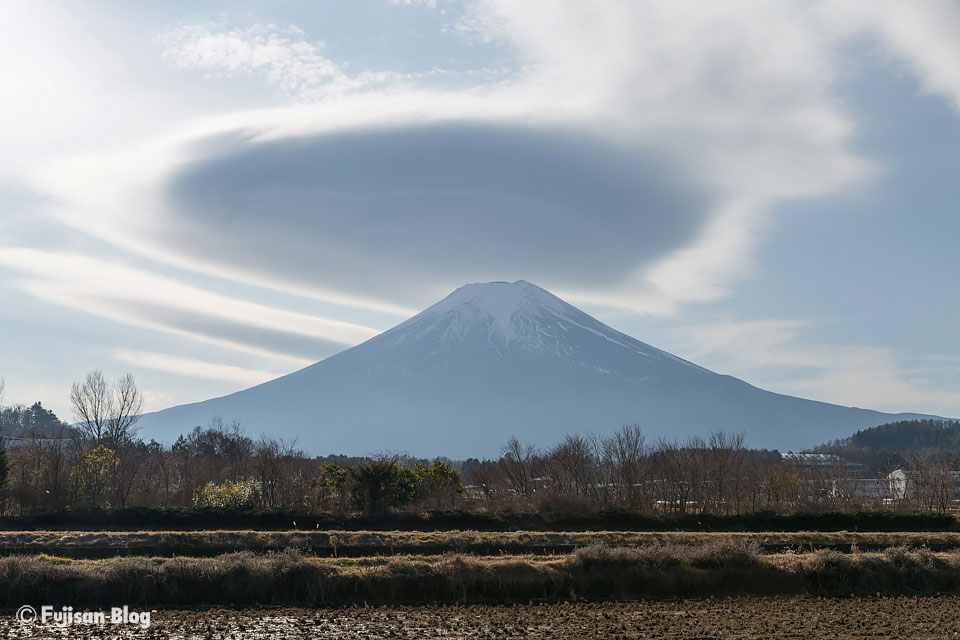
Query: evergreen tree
0,401,66,438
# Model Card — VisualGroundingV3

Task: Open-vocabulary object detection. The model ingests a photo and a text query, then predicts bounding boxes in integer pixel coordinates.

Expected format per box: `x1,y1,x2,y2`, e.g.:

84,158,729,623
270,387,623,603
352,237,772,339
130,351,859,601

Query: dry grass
1,540,959,607
3,529,960,558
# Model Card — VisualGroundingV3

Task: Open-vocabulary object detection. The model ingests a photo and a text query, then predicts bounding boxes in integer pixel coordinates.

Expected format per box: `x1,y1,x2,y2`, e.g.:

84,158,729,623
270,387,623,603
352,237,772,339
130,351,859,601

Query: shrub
347,459,416,512
193,479,260,509
688,538,761,569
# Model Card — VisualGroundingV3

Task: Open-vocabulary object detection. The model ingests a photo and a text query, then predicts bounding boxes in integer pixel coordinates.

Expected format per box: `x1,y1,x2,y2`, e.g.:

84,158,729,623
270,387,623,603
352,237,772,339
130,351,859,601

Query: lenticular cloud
157,122,712,307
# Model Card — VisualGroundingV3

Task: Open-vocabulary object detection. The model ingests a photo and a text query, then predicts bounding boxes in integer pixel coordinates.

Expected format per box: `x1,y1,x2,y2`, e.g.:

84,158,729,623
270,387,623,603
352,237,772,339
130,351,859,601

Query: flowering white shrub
193,478,260,509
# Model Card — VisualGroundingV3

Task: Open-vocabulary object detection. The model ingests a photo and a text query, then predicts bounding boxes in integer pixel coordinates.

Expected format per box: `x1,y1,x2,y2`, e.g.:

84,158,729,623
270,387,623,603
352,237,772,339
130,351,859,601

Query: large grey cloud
161,122,714,306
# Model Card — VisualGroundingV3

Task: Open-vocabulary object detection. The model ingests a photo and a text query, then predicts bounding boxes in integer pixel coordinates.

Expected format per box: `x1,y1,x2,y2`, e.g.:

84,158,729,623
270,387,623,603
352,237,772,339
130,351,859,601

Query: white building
888,469,911,501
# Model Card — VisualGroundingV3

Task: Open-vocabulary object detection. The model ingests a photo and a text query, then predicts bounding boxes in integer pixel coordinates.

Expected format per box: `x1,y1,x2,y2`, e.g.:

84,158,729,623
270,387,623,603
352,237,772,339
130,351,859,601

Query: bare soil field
5,597,960,639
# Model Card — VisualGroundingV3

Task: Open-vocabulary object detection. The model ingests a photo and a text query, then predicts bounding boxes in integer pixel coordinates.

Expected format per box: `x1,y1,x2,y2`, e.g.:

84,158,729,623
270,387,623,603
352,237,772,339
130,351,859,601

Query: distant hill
815,419,960,469
137,280,944,457
847,419,960,451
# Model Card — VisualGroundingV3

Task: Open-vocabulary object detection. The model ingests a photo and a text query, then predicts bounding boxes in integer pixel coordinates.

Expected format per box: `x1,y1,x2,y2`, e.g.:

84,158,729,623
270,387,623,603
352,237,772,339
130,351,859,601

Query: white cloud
389,0,440,8
114,350,282,386
671,318,960,417
25,1,879,318
0,3,203,180
819,0,960,112
430,0,873,313
0,248,380,363
159,22,409,101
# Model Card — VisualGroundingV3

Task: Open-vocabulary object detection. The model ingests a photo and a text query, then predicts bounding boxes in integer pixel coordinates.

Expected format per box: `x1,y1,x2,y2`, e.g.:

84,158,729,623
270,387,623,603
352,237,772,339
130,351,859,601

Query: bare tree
70,371,111,444
604,425,648,509
0,378,7,516
701,432,746,515
69,371,144,506
70,371,143,448
217,418,253,482
546,434,594,496
651,438,693,514
684,435,708,513
907,451,956,513
105,374,143,451
255,437,304,508
501,436,537,498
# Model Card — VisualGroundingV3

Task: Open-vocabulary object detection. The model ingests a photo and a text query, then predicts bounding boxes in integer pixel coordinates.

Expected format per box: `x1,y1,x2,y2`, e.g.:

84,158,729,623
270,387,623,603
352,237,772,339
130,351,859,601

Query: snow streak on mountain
137,281,934,456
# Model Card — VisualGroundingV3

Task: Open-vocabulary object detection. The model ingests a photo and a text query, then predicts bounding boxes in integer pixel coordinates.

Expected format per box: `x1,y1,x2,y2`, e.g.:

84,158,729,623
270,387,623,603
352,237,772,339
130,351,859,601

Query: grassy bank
5,529,960,558
1,542,959,607
2,507,953,532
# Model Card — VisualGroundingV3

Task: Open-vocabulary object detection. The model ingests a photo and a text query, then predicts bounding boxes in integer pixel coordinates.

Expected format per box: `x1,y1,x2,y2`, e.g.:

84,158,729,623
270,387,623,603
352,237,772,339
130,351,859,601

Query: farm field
2,538,960,608
5,528,960,638
4,529,960,558
5,597,960,639
4,532,960,637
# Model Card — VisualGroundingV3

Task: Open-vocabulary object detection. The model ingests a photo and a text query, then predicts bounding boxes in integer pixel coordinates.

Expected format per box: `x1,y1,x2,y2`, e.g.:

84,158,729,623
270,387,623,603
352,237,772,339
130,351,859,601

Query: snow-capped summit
376,280,565,349
360,279,707,377
409,280,573,336
137,281,937,457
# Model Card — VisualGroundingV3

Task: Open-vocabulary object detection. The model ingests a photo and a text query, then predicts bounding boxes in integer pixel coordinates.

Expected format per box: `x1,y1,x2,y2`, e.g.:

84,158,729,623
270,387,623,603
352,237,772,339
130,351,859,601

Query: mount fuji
137,280,935,457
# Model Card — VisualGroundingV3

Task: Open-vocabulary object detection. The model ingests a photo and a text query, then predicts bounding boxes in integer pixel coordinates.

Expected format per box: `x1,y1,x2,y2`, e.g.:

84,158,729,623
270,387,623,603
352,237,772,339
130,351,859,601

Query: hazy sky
1,1,959,421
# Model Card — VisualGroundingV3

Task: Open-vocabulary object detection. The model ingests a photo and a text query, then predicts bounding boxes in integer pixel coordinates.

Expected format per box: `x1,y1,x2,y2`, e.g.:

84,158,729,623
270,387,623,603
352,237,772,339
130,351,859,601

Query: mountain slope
137,280,937,456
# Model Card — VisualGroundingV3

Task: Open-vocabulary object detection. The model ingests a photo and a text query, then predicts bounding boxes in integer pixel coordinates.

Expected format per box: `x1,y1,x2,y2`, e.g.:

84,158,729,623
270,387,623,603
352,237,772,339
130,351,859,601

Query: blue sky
1,1,959,421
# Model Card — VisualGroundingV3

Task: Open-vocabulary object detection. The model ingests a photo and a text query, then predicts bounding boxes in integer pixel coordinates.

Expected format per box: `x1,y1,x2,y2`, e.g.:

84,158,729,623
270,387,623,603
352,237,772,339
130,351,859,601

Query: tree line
469,430,868,515
0,372,463,515
1,374,957,516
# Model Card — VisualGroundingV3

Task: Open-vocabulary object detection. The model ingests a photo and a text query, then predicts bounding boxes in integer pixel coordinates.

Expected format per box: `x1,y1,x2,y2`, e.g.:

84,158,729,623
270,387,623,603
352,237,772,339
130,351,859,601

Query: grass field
3,529,960,558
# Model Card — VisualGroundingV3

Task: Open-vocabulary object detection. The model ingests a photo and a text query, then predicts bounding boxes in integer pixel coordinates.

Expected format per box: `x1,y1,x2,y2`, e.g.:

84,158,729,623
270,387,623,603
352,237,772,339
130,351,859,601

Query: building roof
781,453,847,464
